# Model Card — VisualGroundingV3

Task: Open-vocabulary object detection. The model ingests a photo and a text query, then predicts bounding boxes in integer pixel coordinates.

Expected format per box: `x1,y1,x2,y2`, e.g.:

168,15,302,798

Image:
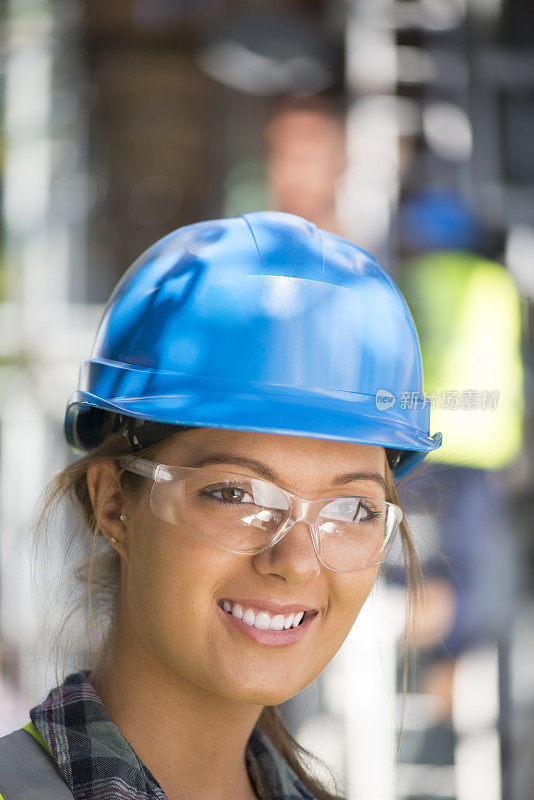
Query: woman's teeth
221,601,306,630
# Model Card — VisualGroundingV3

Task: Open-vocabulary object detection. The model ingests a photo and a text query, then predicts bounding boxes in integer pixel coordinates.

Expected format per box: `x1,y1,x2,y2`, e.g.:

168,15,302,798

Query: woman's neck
89,632,263,800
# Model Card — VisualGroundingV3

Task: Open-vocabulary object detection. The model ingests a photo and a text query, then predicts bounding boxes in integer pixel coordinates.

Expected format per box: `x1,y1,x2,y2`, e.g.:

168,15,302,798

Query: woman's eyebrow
332,471,388,492
188,454,278,481
187,453,387,492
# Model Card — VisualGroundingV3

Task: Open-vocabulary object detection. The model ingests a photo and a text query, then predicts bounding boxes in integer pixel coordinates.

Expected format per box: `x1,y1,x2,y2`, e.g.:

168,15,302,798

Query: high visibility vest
400,251,525,470
0,721,73,798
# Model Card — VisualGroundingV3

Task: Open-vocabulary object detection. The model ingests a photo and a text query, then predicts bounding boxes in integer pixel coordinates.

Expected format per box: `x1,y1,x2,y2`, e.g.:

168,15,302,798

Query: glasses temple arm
117,457,170,481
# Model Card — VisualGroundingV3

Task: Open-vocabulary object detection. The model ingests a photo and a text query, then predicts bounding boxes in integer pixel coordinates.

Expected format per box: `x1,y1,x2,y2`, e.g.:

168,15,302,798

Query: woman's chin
214,672,310,707
233,686,300,707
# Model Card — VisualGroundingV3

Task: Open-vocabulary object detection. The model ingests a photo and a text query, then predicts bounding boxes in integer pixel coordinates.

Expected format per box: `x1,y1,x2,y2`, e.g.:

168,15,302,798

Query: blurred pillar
340,580,405,800
342,0,400,264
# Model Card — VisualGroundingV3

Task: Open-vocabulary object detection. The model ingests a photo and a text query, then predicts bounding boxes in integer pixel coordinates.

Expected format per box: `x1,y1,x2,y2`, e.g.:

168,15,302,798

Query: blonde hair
32,429,422,800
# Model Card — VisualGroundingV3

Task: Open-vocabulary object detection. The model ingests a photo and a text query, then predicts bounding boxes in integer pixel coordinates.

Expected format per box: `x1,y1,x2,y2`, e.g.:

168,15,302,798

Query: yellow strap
21,720,53,758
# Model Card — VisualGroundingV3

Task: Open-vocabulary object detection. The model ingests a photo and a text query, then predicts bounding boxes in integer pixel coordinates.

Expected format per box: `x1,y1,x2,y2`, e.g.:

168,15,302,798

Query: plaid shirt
30,671,316,800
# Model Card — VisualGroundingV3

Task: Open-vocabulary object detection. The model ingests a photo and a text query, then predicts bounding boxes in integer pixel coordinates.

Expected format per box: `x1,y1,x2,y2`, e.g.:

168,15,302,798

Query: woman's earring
112,513,127,545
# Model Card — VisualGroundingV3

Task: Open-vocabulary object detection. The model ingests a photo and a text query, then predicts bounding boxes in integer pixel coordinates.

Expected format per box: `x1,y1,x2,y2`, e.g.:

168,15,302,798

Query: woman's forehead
157,427,386,478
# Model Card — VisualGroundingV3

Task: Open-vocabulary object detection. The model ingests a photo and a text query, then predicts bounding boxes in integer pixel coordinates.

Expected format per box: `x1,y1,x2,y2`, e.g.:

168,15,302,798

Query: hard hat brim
65,384,441,480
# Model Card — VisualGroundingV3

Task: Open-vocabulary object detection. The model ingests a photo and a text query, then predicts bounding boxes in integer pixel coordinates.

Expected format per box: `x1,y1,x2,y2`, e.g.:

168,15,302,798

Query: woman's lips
217,602,318,647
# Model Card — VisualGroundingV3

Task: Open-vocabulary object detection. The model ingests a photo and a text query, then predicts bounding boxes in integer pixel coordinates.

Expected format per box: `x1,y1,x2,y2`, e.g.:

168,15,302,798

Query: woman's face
117,428,387,706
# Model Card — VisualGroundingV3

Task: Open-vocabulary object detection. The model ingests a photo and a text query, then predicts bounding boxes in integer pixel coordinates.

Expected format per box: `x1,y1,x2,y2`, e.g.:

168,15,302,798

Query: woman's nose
252,519,321,584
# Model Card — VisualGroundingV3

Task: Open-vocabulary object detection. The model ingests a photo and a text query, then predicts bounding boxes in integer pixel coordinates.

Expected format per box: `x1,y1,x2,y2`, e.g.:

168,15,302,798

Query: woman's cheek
123,527,217,647
331,567,380,637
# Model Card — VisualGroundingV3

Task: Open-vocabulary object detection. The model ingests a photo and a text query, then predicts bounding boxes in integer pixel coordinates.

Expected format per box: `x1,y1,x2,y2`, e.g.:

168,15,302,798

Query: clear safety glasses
118,458,403,573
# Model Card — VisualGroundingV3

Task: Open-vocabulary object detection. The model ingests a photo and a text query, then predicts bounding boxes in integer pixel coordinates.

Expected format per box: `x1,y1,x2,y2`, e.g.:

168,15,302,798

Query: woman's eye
203,486,253,504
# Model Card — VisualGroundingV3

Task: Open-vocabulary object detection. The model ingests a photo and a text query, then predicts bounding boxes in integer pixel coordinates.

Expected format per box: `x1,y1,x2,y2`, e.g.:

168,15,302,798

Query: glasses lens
150,469,291,553
315,497,398,571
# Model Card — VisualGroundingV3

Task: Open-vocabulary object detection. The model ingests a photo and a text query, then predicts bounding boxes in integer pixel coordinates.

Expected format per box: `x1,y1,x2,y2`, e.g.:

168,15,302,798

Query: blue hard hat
65,211,442,478
400,189,481,253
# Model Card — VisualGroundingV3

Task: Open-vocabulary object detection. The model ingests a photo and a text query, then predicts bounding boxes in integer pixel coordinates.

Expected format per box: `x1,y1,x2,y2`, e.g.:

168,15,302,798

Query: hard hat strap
385,449,402,471
110,414,189,452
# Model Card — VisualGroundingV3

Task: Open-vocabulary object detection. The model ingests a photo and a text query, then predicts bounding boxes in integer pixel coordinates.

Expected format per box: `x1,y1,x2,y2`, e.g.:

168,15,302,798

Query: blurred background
0,1,533,798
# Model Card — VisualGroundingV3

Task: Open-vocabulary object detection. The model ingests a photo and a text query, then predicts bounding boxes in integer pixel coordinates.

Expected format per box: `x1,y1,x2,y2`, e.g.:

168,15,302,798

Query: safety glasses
118,457,402,573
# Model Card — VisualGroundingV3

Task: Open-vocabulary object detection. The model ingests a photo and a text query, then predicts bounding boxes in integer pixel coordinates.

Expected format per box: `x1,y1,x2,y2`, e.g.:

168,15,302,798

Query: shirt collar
30,670,315,800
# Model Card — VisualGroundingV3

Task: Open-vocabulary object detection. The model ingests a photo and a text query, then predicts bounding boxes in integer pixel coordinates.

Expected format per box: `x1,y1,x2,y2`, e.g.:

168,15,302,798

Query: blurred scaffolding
0,1,533,799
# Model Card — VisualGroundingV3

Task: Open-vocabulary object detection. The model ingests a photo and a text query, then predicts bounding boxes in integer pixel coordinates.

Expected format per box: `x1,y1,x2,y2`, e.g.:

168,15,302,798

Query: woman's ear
87,462,128,557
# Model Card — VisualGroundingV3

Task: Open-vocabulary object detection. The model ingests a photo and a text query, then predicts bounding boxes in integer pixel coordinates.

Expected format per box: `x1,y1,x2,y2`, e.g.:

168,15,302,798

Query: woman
0,211,441,800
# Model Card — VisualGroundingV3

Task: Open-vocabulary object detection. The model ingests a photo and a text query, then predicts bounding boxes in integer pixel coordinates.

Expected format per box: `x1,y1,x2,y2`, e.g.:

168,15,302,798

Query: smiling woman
0,212,441,800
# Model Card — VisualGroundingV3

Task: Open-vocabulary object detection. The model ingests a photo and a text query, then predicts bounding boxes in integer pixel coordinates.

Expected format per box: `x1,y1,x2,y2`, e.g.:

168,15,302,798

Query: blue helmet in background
399,189,481,253
65,211,442,478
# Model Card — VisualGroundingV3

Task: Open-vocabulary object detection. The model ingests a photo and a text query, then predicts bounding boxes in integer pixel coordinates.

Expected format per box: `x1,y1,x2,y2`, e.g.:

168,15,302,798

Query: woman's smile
216,598,320,647
217,604,318,647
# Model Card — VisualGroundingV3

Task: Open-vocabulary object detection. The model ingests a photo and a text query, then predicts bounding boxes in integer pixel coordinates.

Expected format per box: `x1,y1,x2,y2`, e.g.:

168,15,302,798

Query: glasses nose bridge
287,491,320,528
272,491,320,561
